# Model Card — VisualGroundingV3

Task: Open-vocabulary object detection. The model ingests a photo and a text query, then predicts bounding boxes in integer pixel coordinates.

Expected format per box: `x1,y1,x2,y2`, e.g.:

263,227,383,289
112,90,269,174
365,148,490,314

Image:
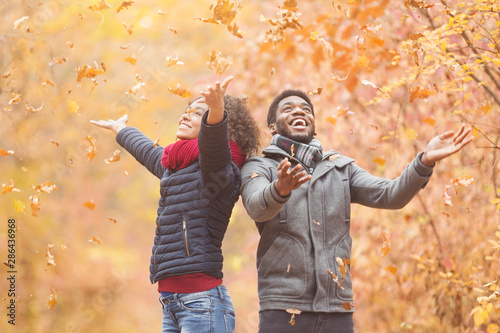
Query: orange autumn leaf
9,93,22,105
452,175,475,187
153,137,160,148
168,84,192,98
124,55,137,65
42,79,55,88
13,16,29,30
329,154,341,161
85,136,97,161
250,172,259,179
380,232,391,256
75,64,104,82
423,117,436,126
332,72,349,82
116,1,134,13
68,99,81,115
2,179,21,194
14,199,25,213
308,88,323,95
122,21,134,35
409,86,436,103
108,217,118,223
89,0,110,11
30,195,41,217
207,50,232,75
325,115,337,126
361,80,388,97
290,144,295,157
33,181,57,193
46,243,56,266
89,236,101,244
0,148,15,156
48,288,57,309
104,150,121,164
443,185,453,206
406,127,417,141
385,265,398,274
373,157,386,166
342,302,354,310
26,101,44,113
83,200,96,210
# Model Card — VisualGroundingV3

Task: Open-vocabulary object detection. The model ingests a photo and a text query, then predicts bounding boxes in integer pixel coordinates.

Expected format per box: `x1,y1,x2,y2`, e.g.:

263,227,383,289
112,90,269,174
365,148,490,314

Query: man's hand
200,76,233,125
274,158,312,197
90,115,128,134
421,123,473,166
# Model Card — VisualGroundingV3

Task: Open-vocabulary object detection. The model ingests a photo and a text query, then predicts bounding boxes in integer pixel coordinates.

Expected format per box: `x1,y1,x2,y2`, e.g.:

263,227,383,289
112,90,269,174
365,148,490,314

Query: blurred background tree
1,0,499,332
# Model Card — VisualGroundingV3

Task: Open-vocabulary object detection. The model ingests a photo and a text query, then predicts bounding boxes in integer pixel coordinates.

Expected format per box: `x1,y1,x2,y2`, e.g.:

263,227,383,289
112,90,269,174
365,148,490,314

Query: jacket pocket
183,215,191,257
333,232,353,301
258,233,307,298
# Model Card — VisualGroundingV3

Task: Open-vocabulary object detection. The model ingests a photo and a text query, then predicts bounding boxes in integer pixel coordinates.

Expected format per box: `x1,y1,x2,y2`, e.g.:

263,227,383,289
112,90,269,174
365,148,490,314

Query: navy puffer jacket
116,112,241,283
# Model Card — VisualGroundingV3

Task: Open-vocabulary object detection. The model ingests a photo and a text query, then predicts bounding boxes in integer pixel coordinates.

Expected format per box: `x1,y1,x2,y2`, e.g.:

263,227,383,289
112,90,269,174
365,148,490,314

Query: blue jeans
259,310,354,333
159,286,235,333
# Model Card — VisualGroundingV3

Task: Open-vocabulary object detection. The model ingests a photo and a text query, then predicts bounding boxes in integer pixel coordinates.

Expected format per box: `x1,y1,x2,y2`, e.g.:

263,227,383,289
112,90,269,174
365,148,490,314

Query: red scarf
161,139,246,171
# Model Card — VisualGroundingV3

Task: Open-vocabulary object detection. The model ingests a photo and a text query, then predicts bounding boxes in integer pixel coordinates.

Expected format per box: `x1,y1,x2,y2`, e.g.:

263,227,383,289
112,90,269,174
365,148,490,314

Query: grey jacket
240,144,434,313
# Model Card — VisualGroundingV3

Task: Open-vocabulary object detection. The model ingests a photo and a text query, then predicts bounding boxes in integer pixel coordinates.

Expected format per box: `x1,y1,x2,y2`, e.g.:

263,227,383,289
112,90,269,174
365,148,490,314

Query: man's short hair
267,90,314,126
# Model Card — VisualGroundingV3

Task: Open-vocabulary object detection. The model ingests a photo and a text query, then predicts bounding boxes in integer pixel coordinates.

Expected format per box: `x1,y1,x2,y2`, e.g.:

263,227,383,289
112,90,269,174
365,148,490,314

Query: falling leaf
122,21,134,35
312,219,321,226
104,150,121,164
30,195,41,217
75,64,104,82
360,23,382,33
290,144,295,157
287,262,291,272
83,200,95,210
46,243,56,266
158,10,166,15
308,88,322,95
196,0,244,38
89,236,101,244
108,217,118,223
490,198,500,210
286,308,301,326
362,80,389,97
440,210,450,217
89,0,110,11
120,44,131,49
423,117,435,126
207,50,232,75
342,302,354,310
250,172,259,179
385,265,397,274
373,157,386,166
61,244,67,250
43,79,55,88
406,127,417,141
325,115,337,126
166,55,184,68
124,55,137,65
0,149,15,156
452,175,475,187
168,84,192,98
329,154,341,161
443,185,453,206
9,93,21,105
68,99,80,115
48,288,57,309
26,101,44,113
14,199,25,213
332,73,349,82
33,181,57,193
127,81,145,95
48,57,68,66
13,16,29,30
117,1,134,13
380,232,391,256
409,86,436,103
85,136,97,161
2,180,21,194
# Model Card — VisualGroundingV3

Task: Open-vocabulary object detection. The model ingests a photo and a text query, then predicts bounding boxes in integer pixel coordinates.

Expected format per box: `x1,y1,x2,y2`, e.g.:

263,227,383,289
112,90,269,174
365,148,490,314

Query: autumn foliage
1,0,499,332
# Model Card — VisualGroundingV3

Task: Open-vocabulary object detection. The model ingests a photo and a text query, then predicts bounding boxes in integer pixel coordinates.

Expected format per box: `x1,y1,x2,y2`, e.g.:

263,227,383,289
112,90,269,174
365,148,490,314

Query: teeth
291,119,306,127
179,124,191,129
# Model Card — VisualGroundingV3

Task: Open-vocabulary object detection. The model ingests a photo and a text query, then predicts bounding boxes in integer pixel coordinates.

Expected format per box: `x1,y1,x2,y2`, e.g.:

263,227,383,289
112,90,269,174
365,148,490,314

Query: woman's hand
200,76,233,125
420,123,473,166
90,115,128,134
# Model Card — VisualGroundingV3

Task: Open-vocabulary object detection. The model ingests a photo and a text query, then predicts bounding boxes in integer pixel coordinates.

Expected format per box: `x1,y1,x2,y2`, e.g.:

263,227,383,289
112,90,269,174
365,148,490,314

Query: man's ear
269,124,277,135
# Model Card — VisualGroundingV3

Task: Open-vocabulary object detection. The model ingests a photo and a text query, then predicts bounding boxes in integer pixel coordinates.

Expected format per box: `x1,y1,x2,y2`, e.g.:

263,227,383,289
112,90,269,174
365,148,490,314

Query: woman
90,76,260,332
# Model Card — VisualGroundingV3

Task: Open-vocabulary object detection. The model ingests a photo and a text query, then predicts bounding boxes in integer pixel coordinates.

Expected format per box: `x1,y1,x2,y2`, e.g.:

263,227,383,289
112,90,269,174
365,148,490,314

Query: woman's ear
269,124,276,135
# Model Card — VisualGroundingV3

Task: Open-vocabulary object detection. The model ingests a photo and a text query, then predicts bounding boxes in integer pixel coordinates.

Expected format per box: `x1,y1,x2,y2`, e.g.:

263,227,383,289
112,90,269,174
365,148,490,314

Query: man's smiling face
270,95,316,144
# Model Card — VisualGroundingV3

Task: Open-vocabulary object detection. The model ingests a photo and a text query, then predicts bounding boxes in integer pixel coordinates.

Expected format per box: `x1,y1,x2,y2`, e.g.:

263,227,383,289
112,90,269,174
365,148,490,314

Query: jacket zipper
183,217,191,256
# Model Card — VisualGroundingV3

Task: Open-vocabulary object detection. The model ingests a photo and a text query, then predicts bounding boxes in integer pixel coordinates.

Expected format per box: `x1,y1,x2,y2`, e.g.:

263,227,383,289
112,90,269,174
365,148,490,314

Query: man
240,90,473,333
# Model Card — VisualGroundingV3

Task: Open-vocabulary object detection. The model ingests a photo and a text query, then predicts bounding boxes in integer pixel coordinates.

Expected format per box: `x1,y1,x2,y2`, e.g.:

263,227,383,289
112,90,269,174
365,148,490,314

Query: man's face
270,96,315,144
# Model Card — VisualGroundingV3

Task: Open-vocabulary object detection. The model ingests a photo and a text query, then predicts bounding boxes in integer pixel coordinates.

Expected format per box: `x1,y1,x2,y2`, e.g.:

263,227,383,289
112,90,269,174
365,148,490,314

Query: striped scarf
271,134,323,168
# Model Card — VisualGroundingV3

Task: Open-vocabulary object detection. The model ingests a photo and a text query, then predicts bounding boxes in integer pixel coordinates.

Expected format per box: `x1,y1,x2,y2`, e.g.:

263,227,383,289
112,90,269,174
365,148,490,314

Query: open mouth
179,122,192,129
289,118,307,129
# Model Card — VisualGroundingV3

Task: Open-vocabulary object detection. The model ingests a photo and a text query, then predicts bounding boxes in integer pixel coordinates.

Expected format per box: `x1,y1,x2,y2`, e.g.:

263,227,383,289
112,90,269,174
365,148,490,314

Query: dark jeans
259,310,354,333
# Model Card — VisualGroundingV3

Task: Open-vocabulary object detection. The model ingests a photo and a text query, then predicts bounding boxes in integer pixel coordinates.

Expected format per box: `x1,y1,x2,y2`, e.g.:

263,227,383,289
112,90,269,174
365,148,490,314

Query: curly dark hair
224,95,260,157
267,89,315,126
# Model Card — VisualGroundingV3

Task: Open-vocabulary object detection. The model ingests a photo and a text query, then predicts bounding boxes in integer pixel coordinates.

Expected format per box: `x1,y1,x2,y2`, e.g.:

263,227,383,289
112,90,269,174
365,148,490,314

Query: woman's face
176,99,209,140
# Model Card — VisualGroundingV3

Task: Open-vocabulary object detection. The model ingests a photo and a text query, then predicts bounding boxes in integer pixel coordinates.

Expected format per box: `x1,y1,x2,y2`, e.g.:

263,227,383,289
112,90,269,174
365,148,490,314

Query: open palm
421,124,473,166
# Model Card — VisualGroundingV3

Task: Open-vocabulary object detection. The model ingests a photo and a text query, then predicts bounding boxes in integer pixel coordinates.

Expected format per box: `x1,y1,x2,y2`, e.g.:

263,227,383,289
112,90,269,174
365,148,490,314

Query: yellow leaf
30,195,41,217
385,265,397,274
207,50,232,75
358,54,369,67
46,243,56,266
105,150,121,164
124,55,137,65
14,199,25,213
168,84,192,98
116,1,134,13
122,21,134,35
0,148,15,156
380,232,391,256
68,100,80,114
85,136,97,162
487,323,499,333
325,115,337,126
166,55,184,68
406,127,417,141
473,127,479,138
48,288,57,309
473,308,489,326
373,157,385,166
